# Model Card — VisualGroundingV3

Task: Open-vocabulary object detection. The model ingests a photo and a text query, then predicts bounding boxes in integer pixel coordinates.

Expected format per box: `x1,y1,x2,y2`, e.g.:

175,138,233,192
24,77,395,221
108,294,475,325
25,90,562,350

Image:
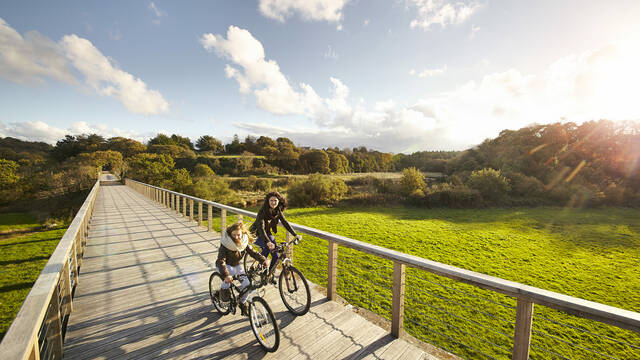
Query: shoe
239,302,249,317
220,288,231,302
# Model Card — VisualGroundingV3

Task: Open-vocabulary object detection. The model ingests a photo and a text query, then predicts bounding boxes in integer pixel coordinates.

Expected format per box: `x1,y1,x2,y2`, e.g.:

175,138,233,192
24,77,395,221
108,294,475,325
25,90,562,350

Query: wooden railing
124,179,640,359
0,180,100,360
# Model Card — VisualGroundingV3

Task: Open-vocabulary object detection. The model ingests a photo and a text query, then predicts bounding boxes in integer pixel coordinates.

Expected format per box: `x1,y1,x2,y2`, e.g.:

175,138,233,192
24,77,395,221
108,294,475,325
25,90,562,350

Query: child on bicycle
216,221,268,316
249,192,302,277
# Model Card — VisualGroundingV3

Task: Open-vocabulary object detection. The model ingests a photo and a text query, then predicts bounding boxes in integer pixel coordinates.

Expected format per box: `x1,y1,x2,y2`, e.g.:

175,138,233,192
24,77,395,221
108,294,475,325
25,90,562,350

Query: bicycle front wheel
209,272,230,315
249,297,280,352
279,266,311,316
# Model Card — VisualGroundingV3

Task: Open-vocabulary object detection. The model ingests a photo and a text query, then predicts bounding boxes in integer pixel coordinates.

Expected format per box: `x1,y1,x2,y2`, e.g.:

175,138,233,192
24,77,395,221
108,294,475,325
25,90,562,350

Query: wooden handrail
125,178,640,356
0,180,100,360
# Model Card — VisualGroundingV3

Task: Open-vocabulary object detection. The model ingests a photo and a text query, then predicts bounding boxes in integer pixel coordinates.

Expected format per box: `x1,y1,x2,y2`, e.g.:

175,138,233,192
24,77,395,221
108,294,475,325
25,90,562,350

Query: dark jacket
216,232,265,278
249,207,297,243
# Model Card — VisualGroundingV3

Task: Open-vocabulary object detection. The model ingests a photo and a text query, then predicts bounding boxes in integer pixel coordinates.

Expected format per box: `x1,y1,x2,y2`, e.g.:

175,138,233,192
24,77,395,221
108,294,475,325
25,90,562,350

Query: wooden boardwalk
62,184,433,359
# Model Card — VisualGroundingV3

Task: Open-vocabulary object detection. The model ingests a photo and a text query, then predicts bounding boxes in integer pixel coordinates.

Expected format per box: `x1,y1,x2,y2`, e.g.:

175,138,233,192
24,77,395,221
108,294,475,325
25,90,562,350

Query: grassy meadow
213,206,640,359
0,213,66,340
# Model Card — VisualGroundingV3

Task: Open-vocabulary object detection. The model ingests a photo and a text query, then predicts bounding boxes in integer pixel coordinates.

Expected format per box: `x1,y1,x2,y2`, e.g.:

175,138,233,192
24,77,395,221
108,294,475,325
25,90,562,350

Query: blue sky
1,1,639,153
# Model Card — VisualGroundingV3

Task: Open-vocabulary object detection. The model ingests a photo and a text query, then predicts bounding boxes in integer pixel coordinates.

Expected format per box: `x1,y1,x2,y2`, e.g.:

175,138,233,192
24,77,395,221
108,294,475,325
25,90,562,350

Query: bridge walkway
62,184,433,359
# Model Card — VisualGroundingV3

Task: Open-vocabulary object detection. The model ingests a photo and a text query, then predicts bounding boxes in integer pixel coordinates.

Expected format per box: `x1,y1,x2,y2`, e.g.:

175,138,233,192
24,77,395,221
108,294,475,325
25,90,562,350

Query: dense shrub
192,163,215,178
288,174,348,206
191,176,237,204
400,167,426,196
467,168,511,205
345,175,377,187
422,184,483,208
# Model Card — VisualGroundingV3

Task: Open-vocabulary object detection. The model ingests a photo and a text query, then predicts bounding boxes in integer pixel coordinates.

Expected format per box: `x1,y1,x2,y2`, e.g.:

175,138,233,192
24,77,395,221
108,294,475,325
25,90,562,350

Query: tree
400,167,426,196
328,151,349,173
192,163,215,178
0,159,19,189
299,150,330,174
196,135,224,153
467,168,511,205
106,137,146,158
225,134,244,154
126,153,175,185
148,144,196,159
288,174,348,206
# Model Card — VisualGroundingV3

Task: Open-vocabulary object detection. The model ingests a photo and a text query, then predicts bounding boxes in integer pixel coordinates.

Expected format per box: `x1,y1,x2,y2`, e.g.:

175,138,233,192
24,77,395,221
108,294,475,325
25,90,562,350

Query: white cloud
0,19,168,115
408,0,482,30
258,0,351,23
61,34,169,115
410,65,447,78
0,120,153,144
148,2,167,24
200,26,323,117
0,18,75,84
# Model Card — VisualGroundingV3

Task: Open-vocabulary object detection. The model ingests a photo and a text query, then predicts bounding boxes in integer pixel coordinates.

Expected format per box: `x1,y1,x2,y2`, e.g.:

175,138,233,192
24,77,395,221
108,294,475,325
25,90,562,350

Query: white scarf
221,230,249,252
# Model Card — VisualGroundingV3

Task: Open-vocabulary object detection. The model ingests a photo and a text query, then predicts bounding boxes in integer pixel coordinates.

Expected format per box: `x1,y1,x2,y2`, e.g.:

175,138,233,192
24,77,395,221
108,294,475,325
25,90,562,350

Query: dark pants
256,235,279,272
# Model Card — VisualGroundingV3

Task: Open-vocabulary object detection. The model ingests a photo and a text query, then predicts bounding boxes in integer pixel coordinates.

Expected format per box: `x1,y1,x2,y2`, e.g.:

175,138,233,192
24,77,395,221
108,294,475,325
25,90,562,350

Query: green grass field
217,206,639,359
0,214,66,341
0,213,40,233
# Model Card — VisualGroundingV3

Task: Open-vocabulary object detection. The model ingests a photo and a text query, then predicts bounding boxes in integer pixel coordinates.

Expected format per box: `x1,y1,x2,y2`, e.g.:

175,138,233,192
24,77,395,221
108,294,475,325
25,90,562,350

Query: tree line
1,119,639,210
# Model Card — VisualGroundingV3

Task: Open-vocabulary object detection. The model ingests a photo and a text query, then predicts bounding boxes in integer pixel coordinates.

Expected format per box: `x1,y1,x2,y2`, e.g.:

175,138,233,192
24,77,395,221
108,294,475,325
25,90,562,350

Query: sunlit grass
0,213,40,233
0,215,66,341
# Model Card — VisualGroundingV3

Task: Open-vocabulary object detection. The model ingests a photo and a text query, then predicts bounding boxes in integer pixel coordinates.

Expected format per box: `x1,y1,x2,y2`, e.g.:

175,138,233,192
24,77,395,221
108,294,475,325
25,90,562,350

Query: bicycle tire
209,271,231,315
243,249,259,274
278,266,311,316
249,297,280,352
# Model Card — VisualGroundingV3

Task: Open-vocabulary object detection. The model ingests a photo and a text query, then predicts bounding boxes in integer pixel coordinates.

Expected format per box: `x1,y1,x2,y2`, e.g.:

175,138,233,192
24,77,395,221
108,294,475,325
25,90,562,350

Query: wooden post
208,204,213,232
182,196,186,217
221,209,227,233
237,214,243,222
392,261,406,338
28,340,40,360
328,240,338,301
198,202,203,226
46,285,64,359
174,194,178,211
189,199,194,221
512,298,534,360
286,232,293,261
61,259,73,315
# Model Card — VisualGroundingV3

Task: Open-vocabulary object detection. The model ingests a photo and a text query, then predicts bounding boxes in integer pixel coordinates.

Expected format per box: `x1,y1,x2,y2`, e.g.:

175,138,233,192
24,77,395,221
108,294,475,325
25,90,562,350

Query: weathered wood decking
62,184,432,359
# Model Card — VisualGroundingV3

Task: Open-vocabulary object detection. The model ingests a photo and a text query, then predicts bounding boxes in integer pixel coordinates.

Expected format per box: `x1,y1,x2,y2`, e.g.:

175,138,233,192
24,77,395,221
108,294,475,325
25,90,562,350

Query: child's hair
226,221,254,243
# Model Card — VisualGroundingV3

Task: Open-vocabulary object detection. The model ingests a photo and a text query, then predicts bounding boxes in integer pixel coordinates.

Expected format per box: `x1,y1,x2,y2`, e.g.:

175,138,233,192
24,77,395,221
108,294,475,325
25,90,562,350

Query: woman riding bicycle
216,221,268,316
249,191,301,275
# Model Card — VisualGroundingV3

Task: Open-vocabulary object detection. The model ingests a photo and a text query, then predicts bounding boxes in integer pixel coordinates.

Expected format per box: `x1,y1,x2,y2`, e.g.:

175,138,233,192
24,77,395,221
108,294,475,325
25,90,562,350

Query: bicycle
208,265,280,352
243,236,311,316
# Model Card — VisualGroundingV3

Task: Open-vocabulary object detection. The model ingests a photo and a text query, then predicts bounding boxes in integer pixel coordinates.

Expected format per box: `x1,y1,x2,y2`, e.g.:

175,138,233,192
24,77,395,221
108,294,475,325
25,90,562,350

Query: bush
373,178,398,194
345,175,377,187
400,167,426,196
288,174,348,206
507,172,544,197
423,184,483,208
467,168,511,205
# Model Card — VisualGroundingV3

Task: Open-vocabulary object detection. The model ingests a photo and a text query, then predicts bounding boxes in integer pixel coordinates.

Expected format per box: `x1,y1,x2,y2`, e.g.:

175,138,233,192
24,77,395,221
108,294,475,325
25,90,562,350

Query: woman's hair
226,221,254,243
260,191,287,212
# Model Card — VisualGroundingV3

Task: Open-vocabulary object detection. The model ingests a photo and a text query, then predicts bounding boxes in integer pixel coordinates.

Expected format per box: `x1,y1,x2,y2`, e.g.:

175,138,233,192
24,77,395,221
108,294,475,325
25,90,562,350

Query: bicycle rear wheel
249,297,280,352
209,272,230,315
279,266,311,316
